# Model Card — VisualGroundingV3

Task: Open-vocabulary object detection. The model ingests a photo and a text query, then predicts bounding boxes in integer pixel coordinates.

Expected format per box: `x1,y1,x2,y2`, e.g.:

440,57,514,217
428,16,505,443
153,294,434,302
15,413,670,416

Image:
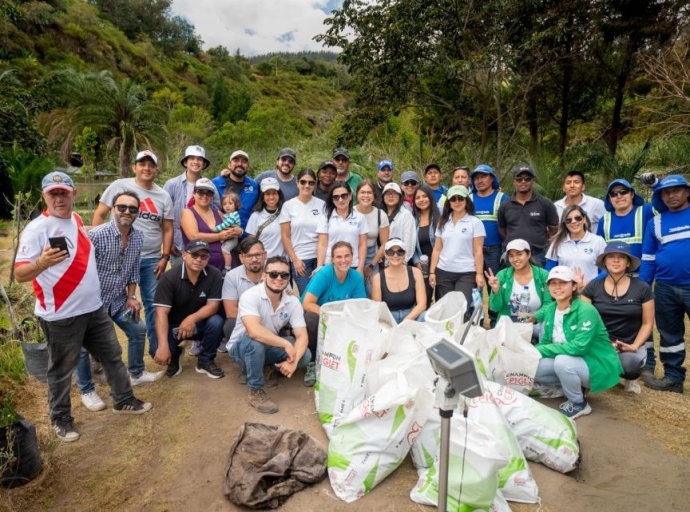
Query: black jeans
435,268,476,322
40,307,133,425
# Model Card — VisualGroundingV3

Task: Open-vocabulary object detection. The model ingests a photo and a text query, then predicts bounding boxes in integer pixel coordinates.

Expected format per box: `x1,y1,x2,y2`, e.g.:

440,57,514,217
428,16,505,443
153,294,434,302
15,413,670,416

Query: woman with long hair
412,184,440,308
246,177,286,258
546,204,607,283
280,168,326,293
381,182,416,263
316,181,368,274
354,179,389,286
429,186,485,321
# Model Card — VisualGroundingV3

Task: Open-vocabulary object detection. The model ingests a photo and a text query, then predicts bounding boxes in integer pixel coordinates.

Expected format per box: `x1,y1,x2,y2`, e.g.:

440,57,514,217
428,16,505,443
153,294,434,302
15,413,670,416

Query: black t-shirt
224,177,245,197
153,264,223,324
582,277,653,343
418,224,433,259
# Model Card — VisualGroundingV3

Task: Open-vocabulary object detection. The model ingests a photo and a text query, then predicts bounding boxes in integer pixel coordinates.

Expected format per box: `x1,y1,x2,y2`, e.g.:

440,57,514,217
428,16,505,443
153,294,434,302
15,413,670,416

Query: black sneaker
644,376,684,393
113,397,153,414
166,349,183,378
196,360,225,379
53,419,80,442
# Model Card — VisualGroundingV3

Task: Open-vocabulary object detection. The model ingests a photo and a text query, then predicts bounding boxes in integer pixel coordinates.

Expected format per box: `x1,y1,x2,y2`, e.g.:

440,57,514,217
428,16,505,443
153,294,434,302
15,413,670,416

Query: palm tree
42,70,168,177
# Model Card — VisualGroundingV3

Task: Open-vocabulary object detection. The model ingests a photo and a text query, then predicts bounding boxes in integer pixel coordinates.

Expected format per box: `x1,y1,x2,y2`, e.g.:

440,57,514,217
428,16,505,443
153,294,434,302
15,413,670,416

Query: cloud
172,0,343,55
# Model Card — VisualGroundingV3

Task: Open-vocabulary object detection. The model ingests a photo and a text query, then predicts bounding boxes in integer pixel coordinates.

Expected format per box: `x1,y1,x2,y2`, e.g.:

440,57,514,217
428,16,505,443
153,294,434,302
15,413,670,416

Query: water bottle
472,287,485,322
420,255,429,278
518,285,530,321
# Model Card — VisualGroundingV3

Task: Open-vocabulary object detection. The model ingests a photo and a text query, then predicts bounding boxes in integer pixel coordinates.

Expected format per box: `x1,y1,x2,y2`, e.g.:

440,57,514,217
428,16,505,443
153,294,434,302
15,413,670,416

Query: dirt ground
3,345,690,512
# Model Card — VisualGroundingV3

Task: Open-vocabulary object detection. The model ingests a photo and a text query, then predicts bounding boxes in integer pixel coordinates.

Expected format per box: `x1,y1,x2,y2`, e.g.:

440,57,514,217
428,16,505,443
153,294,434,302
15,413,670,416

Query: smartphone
172,326,198,340
48,236,70,257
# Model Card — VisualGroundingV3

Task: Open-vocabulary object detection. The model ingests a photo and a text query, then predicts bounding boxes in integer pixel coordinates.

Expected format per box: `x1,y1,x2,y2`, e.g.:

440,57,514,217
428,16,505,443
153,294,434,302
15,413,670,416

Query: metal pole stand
435,376,460,512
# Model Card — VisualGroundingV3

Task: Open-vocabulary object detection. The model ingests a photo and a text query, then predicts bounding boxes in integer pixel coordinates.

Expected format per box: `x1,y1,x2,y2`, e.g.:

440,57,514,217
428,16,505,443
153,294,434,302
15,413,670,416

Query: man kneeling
228,256,311,413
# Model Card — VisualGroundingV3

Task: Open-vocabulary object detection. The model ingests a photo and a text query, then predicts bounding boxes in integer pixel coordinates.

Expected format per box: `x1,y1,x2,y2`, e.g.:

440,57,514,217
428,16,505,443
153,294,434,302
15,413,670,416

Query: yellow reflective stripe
603,207,643,244
472,192,504,222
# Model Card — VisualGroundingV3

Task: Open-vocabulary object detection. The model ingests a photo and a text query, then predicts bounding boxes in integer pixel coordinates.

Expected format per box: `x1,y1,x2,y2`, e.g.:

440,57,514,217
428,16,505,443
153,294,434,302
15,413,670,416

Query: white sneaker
81,391,107,412
624,379,642,394
130,370,165,387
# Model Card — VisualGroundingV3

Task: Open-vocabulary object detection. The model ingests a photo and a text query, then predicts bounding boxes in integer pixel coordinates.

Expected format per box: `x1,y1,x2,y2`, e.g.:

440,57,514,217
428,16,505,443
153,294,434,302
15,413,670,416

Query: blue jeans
483,245,502,327
390,309,426,324
140,258,160,358
229,334,311,391
291,257,318,296
535,355,590,403
531,248,547,268
652,281,689,383
75,309,148,392
364,245,380,297
39,307,133,424
168,314,224,364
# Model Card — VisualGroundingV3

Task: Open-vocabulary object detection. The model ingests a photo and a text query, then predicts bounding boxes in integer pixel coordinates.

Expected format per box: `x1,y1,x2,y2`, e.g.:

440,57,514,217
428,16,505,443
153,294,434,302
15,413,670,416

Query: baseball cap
596,241,641,272
651,174,690,213
193,178,216,193
384,238,406,252
230,150,249,160
278,148,296,160
424,163,441,175
514,165,535,177
180,145,210,169
446,185,469,199
185,239,210,254
401,171,420,184
42,171,75,193
378,159,394,171
260,177,280,193
604,179,643,212
135,150,158,165
332,147,350,160
382,182,402,195
506,239,531,253
547,266,576,283
318,160,337,172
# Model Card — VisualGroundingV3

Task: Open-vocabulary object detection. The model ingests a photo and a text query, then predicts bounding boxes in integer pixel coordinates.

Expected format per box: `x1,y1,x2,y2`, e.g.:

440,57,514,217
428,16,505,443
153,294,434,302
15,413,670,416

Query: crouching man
228,256,311,414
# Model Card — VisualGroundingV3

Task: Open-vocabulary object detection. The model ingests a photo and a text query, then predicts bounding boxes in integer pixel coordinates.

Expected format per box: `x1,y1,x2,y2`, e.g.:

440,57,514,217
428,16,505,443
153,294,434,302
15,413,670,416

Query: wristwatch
161,254,171,261
128,295,138,301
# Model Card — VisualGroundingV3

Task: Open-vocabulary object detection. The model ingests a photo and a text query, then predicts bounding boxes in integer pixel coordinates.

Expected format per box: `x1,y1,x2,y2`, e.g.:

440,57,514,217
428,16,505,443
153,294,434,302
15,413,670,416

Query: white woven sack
424,292,468,337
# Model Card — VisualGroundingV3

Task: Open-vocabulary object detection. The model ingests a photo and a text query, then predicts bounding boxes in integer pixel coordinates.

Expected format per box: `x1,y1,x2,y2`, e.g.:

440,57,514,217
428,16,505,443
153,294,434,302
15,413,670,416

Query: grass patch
0,341,27,385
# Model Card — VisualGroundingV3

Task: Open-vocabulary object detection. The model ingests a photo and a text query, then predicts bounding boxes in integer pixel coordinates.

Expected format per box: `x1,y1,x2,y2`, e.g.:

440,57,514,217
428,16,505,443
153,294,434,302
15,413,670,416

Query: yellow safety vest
602,206,643,244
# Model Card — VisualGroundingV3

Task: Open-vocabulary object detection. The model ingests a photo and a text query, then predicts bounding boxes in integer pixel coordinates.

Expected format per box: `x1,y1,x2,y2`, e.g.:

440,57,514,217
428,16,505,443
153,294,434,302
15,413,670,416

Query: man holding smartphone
153,239,225,379
14,171,152,442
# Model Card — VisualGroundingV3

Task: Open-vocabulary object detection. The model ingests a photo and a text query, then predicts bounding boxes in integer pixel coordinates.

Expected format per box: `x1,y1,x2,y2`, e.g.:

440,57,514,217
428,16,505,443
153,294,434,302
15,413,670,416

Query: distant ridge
249,51,339,64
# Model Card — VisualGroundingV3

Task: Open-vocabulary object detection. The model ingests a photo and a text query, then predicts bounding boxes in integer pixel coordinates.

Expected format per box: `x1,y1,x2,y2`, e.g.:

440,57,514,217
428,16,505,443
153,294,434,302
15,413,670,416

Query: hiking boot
237,369,247,384
166,350,183,378
559,399,592,420
248,388,278,414
264,367,278,389
130,370,165,387
53,419,80,442
644,376,683,394
624,379,641,395
189,340,202,356
113,397,153,415
196,360,225,379
81,391,107,412
640,367,655,383
303,361,317,387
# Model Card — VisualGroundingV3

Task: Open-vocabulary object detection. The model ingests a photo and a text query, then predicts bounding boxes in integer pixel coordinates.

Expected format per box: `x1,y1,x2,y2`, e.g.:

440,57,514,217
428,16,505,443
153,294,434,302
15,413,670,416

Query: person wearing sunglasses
316,181,368,275
545,205,607,283
429,185,486,321
153,239,225,380
332,147,362,200
497,165,559,267
246,178,286,259
255,148,299,201
400,170,420,212
229,256,311,414
280,168,326,294
371,239,426,324
180,178,240,272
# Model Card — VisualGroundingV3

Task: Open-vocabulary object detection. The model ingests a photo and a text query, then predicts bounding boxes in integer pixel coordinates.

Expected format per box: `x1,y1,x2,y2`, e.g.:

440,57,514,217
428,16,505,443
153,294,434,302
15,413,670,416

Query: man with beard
332,147,362,201
315,160,337,201
212,150,259,231
255,148,298,201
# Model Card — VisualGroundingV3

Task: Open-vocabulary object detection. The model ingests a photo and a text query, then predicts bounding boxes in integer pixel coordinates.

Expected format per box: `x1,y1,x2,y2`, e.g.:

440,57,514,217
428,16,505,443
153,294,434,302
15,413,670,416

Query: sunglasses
114,204,139,214
280,157,295,164
385,248,405,257
195,189,214,197
402,181,418,187
449,195,466,203
565,215,584,224
267,271,290,280
608,189,630,198
332,193,350,202
299,180,316,186
514,176,533,183
187,252,210,260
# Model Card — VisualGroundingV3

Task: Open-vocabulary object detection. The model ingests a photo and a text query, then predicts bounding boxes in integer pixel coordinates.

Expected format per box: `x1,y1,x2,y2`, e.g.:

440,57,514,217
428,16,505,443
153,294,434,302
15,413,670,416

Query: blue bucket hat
470,164,499,193
604,179,644,212
651,174,690,213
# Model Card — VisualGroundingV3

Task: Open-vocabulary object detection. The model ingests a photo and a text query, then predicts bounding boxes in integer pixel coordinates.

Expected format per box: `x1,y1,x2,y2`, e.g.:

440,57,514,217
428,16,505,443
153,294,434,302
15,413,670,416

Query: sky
172,0,344,56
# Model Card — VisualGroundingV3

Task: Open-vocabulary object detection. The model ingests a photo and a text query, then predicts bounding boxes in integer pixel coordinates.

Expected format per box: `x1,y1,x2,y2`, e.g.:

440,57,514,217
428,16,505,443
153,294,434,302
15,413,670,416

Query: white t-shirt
279,197,325,260
546,231,607,282
554,194,607,235
15,212,102,321
356,207,389,249
509,279,542,316
228,284,306,348
246,209,286,258
435,214,486,273
100,178,174,258
552,307,569,344
316,210,369,267
222,265,259,301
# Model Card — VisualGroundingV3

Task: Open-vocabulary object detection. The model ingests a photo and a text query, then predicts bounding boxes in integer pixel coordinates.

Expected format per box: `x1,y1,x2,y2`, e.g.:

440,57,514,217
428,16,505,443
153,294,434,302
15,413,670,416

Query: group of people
16,144,689,441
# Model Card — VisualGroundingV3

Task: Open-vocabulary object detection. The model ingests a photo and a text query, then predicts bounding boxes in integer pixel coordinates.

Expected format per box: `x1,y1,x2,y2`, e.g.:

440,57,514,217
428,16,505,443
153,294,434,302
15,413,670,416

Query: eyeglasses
266,271,291,280
514,176,533,183
608,189,630,198
565,215,584,224
332,193,350,202
385,248,405,257
195,190,214,197
359,190,373,195
187,252,210,260
402,181,418,187
243,252,264,260
299,180,316,186
114,204,139,214
449,195,466,203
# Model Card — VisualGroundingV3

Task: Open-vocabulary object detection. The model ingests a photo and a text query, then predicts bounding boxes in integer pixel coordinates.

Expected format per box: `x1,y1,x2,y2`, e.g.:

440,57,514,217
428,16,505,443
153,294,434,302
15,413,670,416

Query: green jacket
489,265,553,319
534,299,623,394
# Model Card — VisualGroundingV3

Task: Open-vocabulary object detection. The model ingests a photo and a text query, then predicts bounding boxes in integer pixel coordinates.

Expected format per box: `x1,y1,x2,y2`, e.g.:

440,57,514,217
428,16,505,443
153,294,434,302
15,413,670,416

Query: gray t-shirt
99,178,174,258
255,170,298,201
